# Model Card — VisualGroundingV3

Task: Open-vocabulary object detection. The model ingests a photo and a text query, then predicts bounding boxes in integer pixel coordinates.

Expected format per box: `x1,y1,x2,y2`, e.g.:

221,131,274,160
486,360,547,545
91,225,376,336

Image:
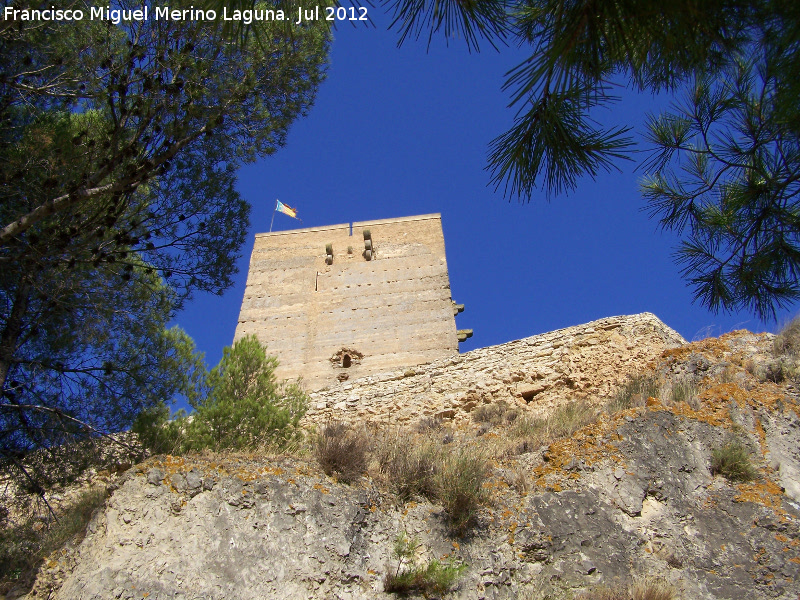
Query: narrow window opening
342,354,352,368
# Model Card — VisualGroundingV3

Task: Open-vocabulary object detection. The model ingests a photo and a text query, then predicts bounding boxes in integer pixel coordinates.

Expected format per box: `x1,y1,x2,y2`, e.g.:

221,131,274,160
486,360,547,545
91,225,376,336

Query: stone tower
234,214,469,390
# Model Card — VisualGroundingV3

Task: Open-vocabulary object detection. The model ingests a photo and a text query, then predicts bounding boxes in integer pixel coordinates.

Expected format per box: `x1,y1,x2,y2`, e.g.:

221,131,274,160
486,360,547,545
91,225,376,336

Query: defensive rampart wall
303,312,686,426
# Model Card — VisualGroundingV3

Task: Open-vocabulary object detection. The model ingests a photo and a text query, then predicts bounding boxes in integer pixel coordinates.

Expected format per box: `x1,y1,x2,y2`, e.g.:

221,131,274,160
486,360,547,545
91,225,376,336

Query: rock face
38,319,800,600
306,312,686,426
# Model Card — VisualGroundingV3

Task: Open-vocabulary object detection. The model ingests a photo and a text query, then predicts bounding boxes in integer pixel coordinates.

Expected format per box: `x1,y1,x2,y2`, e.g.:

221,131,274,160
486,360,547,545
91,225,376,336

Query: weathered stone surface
49,395,800,600
305,312,686,427
32,323,800,600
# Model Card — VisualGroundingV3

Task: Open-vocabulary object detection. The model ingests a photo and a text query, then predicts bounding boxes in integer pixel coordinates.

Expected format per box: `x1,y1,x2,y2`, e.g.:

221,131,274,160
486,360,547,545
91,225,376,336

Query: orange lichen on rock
659,392,731,428
532,414,623,489
312,483,329,494
661,334,737,364
735,479,786,513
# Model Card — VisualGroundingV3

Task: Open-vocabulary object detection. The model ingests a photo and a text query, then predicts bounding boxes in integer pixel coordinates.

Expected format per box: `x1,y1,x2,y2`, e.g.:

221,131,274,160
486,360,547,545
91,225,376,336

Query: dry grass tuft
666,377,700,409
314,422,370,484
377,432,488,533
472,401,518,426
377,434,438,502
774,315,800,357
711,441,758,482
434,445,489,534
511,400,599,453
607,373,661,413
576,578,675,600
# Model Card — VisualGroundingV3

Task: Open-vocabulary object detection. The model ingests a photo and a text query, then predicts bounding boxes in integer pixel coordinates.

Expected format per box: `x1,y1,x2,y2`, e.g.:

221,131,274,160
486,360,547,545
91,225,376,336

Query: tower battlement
234,214,464,390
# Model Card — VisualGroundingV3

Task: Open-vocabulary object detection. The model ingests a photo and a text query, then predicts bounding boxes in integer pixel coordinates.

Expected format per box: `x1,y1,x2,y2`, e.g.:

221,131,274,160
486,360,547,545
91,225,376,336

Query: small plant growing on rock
711,442,758,482
473,401,518,426
575,578,675,600
378,434,439,501
434,445,488,534
666,378,699,409
607,373,661,413
773,315,800,357
383,533,466,595
511,400,598,453
314,421,370,484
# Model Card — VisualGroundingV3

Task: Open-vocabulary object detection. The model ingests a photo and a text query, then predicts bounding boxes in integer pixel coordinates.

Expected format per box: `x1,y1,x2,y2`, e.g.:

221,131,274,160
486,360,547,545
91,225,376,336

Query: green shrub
134,336,307,454
434,445,488,533
711,442,758,482
314,422,370,484
132,403,187,456
0,487,107,594
383,533,466,595
188,336,306,452
607,373,660,413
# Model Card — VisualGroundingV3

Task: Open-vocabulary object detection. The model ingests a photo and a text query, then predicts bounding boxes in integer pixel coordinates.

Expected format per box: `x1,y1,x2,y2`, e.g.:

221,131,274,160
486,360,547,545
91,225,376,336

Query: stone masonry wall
304,312,686,426
235,214,460,391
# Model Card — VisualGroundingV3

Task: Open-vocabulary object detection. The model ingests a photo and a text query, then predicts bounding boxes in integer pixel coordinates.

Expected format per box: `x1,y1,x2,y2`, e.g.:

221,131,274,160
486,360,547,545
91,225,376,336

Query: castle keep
234,214,469,390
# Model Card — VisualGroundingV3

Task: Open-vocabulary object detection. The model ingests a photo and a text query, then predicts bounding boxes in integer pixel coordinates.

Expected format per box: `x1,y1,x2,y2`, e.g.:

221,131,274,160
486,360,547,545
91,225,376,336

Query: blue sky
175,12,798,372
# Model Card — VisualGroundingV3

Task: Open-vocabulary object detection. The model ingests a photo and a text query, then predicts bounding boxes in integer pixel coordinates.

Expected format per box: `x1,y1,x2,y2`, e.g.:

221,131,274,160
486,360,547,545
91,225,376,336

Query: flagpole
269,200,277,232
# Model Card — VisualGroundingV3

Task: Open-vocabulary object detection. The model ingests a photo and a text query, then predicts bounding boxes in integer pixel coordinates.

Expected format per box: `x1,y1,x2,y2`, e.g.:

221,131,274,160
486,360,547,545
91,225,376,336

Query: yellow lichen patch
735,479,785,513
531,413,624,489
162,455,186,469
702,382,748,409
776,534,789,543
661,335,735,364
660,386,733,427
790,557,800,564
754,418,768,456
312,483,330,495
260,466,284,477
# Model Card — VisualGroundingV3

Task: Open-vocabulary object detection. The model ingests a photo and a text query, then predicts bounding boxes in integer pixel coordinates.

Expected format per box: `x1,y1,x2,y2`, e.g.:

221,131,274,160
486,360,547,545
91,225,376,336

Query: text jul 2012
3,4,370,24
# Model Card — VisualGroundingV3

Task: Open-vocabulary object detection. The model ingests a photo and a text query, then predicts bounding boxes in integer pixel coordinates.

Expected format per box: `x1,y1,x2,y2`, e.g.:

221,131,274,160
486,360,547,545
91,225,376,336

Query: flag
276,200,298,219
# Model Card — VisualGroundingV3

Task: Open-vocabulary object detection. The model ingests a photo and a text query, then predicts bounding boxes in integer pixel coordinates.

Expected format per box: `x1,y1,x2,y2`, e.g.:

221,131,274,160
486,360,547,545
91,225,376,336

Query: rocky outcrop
38,323,800,600
305,312,686,426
